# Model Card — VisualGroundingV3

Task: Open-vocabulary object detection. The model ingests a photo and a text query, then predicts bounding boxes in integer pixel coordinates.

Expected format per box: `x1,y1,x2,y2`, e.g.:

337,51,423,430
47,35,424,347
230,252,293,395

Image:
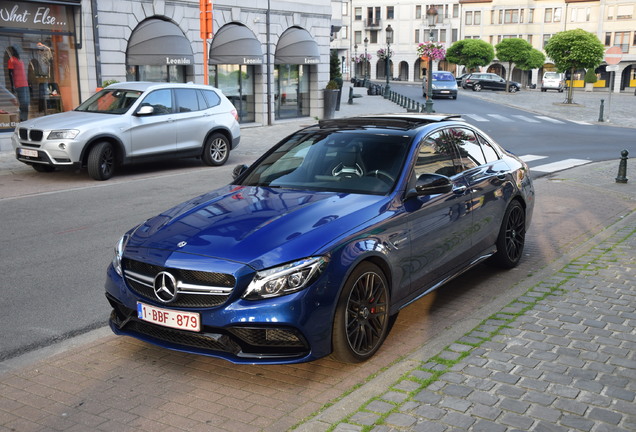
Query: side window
477,134,501,162
448,127,485,170
140,89,173,115
414,130,463,178
202,89,221,108
175,89,200,113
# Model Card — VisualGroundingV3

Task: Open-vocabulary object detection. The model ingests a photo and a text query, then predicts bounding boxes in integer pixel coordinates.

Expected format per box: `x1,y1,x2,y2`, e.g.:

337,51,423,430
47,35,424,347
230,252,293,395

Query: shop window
211,64,255,123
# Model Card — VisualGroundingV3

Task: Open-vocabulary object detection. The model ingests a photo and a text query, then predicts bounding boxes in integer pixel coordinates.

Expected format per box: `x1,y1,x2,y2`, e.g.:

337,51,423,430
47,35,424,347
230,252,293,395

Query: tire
331,262,391,363
202,133,230,166
87,141,115,181
473,83,482,92
491,200,526,269
32,164,55,173
509,86,519,93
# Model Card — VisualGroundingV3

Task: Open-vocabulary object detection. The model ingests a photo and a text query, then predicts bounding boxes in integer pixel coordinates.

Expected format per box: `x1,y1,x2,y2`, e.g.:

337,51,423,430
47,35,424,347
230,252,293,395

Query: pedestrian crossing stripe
463,113,588,125
511,115,540,123
487,114,513,122
531,158,590,173
535,116,565,124
519,155,548,162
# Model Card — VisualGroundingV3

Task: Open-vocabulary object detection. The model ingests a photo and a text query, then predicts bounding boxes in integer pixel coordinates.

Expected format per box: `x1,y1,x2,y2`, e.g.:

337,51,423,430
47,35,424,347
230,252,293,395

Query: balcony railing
364,19,382,29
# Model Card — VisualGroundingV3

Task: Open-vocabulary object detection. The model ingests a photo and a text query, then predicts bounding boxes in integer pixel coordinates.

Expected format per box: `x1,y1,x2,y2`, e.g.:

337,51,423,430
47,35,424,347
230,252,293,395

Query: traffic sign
605,46,622,65
606,65,619,72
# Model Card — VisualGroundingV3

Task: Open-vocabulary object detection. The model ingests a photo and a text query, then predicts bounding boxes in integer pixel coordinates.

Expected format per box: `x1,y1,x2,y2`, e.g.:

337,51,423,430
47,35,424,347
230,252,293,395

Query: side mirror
136,105,154,116
232,164,249,180
415,173,452,195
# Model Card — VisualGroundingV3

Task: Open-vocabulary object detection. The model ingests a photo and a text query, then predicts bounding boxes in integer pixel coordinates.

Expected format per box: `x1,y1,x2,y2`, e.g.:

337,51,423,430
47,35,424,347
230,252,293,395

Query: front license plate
137,302,201,332
441,90,450,93
19,148,38,157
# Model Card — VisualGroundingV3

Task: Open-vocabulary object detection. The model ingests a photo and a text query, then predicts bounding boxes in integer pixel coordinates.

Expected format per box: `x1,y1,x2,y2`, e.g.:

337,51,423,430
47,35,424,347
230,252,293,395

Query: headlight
112,234,131,277
242,256,328,300
47,129,79,140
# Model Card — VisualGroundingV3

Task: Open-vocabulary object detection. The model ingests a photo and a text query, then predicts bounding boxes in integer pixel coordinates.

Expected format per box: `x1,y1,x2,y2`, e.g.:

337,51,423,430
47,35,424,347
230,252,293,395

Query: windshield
76,89,143,114
238,130,410,195
432,73,454,81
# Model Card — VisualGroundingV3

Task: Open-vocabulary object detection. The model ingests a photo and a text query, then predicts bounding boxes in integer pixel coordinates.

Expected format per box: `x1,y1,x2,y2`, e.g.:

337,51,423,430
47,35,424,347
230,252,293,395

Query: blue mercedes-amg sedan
105,114,534,364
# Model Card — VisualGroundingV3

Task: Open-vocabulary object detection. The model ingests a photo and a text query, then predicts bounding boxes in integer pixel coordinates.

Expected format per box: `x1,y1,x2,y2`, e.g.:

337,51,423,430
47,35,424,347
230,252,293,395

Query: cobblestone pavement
0,85,634,432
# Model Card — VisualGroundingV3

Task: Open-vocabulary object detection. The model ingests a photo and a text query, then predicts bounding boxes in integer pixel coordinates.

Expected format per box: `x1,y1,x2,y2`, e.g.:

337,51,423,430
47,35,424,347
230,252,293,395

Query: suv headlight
112,233,131,277
242,256,328,300
47,129,79,140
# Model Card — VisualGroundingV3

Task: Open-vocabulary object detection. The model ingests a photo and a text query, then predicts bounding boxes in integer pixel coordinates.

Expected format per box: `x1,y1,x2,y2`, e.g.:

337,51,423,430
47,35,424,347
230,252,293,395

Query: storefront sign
304,58,320,64
166,57,192,65
243,57,263,65
0,2,72,32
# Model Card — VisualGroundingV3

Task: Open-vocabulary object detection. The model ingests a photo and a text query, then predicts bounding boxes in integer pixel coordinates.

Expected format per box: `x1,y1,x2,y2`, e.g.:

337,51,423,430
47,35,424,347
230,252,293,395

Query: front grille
122,257,235,308
19,128,43,142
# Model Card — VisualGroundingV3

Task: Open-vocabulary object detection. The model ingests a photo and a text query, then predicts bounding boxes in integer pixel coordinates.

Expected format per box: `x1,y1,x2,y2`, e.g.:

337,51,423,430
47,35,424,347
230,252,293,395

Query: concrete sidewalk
1,85,635,432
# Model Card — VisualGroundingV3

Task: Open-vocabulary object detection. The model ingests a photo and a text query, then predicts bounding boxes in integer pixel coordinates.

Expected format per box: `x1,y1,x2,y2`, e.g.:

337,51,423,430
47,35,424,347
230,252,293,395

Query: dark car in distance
463,73,521,93
105,114,535,364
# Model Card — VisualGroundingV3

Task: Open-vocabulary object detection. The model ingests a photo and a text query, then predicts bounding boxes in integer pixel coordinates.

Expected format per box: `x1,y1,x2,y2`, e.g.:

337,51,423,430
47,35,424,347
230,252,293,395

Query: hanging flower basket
352,53,372,63
376,48,394,60
416,42,446,61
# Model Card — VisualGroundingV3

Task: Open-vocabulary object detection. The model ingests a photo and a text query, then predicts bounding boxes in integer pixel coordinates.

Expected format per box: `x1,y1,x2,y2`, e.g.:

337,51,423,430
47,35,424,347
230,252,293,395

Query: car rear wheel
202,133,230,166
332,262,391,363
492,200,526,268
87,141,115,181
473,83,482,92
509,86,519,93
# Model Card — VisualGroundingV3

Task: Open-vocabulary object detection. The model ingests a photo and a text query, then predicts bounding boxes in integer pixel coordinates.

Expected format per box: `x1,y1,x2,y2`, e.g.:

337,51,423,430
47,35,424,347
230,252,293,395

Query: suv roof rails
319,114,463,130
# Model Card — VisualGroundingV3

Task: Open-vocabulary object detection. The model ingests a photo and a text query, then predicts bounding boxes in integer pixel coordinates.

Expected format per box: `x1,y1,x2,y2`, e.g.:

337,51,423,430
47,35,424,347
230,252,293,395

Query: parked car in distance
105,114,535,364
422,71,458,99
463,73,521,93
12,82,240,180
541,72,566,92
456,73,471,86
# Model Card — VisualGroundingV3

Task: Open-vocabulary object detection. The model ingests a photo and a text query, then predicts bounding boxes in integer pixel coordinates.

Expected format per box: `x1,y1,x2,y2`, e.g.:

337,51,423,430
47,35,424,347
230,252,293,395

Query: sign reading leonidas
166,57,193,65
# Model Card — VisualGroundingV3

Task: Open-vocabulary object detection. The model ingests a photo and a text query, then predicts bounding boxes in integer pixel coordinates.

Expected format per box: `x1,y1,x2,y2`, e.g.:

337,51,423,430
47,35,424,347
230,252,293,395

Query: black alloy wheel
492,200,526,268
87,141,115,180
332,262,391,363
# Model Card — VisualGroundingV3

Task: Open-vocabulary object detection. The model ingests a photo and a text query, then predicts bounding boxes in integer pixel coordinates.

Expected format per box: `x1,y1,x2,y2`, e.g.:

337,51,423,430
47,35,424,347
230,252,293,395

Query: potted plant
584,68,597,92
323,80,340,119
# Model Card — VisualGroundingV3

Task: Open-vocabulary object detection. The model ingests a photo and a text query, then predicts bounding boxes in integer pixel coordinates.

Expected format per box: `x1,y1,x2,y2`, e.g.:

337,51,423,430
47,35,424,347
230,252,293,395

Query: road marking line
569,120,592,126
535,116,566,124
463,114,489,122
511,115,540,123
520,155,548,162
488,114,514,122
531,159,590,172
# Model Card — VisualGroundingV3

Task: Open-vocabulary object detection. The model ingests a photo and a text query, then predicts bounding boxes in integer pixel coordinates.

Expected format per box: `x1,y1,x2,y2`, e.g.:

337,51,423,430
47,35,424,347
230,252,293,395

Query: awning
209,23,263,65
127,19,194,66
275,27,320,65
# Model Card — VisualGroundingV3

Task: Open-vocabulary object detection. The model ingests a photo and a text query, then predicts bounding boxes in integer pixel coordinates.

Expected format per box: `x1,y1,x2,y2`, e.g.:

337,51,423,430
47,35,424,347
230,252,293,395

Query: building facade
331,0,635,92
1,0,335,132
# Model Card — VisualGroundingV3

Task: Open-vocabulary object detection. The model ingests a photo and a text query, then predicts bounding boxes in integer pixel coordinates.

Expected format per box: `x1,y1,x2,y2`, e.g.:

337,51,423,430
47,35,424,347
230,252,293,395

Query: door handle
452,185,467,194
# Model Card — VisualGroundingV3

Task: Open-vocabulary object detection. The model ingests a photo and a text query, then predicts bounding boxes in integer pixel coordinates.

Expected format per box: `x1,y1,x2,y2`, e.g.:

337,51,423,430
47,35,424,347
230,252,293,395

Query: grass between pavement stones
293,224,636,432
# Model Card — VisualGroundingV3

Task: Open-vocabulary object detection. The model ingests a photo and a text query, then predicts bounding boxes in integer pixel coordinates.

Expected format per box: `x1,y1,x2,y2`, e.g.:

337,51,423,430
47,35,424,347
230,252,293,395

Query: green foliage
544,29,605,72
102,80,119,87
446,39,495,71
495,38,533,64
330,49,342,81
584,68,598,83
325,80,339,90
516,49,546,71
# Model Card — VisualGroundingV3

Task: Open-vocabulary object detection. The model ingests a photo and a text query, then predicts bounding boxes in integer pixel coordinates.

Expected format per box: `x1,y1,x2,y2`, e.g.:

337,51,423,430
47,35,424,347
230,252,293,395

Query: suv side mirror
136,105,154,116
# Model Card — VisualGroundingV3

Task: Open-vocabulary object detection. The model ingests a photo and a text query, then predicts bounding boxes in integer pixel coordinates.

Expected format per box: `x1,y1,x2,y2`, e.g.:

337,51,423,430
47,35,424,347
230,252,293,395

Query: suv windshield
76,89,143,114
239,130,410,195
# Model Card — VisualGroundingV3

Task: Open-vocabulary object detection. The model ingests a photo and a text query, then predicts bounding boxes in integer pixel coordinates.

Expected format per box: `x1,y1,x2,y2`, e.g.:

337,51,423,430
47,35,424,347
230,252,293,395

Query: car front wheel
473,83,482,92
492,200,526,268
331,262,391,363
509,86,519,93
87,141,115,180
202,133,230,166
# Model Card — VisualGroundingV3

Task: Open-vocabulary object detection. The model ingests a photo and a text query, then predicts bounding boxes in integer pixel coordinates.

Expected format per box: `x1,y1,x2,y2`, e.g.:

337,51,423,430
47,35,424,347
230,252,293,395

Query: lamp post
424,6,438,113
384,24,393,98
353,43,358,80
363,37,369,81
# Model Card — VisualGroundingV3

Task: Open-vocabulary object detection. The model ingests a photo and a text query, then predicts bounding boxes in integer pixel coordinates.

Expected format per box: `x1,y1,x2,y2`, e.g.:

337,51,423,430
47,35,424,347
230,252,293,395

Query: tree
329,49,342,87
515,49,546,88
544,29,605,103
495,38,533,92
446,39,495,73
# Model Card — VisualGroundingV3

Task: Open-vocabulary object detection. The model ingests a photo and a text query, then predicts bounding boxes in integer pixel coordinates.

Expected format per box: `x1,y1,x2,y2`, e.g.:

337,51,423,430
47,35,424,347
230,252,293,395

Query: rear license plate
137,302,201,332
19,148,38,158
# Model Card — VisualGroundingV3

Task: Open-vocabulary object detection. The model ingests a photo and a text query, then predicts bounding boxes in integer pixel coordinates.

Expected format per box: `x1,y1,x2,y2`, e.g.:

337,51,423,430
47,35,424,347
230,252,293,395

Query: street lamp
353,43,358,80
425,6,438,113
384,24,393,98
363,37,369,81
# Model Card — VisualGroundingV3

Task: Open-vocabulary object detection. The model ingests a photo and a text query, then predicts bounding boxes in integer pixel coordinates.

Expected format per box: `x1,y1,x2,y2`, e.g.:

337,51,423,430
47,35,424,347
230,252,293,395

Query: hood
18,110,127,131
127,185,390,269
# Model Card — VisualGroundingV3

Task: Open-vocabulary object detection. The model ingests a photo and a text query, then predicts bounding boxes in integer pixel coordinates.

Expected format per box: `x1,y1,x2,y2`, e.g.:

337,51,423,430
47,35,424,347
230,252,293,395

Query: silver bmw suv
12,82,241,180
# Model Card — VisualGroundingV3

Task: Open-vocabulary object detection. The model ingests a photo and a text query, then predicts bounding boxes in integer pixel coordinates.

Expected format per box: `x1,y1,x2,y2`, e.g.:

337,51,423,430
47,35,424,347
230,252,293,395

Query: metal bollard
598,99,605,122
348,87,354,105
616,149,629,183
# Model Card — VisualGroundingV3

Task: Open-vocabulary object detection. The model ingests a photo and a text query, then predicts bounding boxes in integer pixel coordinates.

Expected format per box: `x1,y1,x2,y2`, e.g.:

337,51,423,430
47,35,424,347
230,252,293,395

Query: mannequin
7,47,30,121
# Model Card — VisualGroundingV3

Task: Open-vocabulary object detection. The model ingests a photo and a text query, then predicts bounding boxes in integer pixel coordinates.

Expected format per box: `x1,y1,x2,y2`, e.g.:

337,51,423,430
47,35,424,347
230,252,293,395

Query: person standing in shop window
7,47,30,121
